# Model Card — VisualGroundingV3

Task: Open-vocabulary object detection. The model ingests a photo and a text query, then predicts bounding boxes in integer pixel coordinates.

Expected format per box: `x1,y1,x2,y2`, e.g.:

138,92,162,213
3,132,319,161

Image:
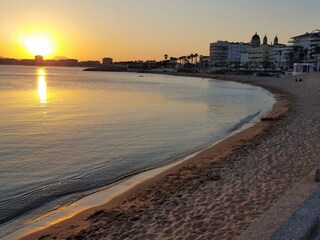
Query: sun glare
18,33,55,58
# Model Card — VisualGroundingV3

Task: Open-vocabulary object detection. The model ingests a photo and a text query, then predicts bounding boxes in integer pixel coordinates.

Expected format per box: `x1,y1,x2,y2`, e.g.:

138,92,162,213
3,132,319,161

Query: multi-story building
209,41,228,65
102,57,113,65
289,29,320,70
35,55,44,66
209,41,248,66
290,30,320,50
269,46,294,69
210,31,320,71
247,33,284,68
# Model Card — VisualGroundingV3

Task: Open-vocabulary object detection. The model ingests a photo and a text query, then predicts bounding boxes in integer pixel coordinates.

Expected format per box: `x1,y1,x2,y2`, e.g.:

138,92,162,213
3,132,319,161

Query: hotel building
289,30,320,70
209,41,248,66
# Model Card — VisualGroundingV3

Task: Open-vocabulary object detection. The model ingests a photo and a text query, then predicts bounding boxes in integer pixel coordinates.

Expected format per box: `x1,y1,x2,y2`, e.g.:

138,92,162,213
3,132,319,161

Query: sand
20,72,320,240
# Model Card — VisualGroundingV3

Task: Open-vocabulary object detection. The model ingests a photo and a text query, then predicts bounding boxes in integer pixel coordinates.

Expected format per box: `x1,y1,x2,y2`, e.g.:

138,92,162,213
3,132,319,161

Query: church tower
263,35,268,45
274,35,279,45
251,32,261,47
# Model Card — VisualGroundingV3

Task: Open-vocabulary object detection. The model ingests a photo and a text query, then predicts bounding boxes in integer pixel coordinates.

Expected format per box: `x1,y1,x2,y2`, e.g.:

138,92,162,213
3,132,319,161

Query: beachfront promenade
23,73,320,240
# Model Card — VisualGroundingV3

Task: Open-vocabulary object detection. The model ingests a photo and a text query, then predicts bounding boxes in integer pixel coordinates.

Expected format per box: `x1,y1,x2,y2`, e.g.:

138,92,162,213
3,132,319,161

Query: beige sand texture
21,73,320,240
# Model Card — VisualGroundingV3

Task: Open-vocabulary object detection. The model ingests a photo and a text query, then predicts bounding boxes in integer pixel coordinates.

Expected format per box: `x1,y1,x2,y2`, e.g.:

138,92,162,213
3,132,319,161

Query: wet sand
21,73,320,240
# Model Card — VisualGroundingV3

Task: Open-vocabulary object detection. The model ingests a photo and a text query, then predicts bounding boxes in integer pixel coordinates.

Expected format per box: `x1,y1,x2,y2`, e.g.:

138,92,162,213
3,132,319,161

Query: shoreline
3,116,264,240
6,104,273,240
15,74,290,240
0,75,275,239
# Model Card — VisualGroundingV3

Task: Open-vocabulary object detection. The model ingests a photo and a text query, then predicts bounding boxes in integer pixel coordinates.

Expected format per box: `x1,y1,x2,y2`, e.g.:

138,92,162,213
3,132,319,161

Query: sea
0,65,275,237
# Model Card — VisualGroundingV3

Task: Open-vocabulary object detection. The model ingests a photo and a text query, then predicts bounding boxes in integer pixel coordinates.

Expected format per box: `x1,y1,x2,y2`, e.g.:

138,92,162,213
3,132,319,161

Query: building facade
290,30,320,50
209,31,320,71
269,46,294,69
210,33,285,68
102,57,113,65
209,41,248,66
209,41,228,65
35,55,44,66
247,33,284,68
289,30,320,70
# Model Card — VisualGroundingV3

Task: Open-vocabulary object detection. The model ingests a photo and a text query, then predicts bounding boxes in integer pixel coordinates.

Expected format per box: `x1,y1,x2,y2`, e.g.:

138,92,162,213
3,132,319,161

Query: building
228,43,249,64
44,59,78,67
209,41,228,65
247,33,285,68
35,55,44,66
209,41,248,66
289,30,320,70
240,52,249,65
102,57,113,65
269,46,294,69
293,63,314,74
79,60,101,67
290,30,320,50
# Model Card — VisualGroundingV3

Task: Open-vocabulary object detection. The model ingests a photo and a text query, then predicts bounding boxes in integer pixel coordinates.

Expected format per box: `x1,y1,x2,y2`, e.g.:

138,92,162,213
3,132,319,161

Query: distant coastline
83,66,127,72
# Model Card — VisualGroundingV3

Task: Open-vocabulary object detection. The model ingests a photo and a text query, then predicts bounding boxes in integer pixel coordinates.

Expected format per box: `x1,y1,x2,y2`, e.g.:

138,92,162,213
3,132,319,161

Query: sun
18,33,55,58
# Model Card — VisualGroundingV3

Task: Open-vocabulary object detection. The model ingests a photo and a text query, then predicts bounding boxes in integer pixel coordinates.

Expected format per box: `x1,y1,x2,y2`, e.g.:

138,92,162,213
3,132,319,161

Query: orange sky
1,0,319,61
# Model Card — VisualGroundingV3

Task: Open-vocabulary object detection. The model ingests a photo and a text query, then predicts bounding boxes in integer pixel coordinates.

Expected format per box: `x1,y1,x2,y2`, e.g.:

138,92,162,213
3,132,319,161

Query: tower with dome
251,32,261,47
246,32,285,68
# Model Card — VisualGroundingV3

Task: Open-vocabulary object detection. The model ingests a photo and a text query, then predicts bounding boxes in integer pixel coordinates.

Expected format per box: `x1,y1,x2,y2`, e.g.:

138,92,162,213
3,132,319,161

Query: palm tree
182,56,187,64
194,53,199,64
191,54,196,64
310,45,320,59
287,51,294,67
314,45,320,55
303,48,309,62
292,46,306,63
170,57,178,62
187,55,191,63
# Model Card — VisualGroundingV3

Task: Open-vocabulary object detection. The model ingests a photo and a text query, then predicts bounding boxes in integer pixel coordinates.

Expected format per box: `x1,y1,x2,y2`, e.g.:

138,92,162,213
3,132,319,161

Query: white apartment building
269,46,293,69
290,29,320,50
209,41,248,66
289,29,320,69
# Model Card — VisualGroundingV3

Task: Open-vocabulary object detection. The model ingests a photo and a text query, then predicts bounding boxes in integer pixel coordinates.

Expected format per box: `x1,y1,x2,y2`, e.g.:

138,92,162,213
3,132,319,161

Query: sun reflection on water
37,69,47,105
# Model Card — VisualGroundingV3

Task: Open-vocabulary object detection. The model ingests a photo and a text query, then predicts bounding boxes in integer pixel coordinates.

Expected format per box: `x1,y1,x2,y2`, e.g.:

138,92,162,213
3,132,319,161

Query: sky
1,0,319,61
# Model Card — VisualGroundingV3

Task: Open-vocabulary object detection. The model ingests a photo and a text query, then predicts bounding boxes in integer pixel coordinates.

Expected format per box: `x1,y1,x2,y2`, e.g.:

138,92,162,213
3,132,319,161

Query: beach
21,72,320,240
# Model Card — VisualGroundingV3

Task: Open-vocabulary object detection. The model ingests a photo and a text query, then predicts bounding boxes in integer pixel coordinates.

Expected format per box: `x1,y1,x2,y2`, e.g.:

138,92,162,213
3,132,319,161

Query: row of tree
164,53,209,65
276,45,320,70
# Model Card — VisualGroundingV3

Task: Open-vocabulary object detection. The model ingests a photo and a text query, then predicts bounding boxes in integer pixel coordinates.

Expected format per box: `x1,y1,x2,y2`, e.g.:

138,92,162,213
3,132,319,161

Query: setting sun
18,33,55,58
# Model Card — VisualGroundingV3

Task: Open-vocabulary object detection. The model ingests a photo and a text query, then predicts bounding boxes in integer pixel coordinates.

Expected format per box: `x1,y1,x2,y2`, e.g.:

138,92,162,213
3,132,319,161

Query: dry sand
21,72,320,240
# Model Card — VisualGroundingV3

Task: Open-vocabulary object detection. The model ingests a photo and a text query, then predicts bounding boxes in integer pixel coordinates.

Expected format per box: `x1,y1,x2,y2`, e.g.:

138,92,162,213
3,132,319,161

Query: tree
194,53,199,64
313,45,320,54
303,48,309,62
178,56,184,65
310,45,320,59
170,57,178,62
292,46,306,63
286,51,294,69
187,55,191,63
164,54,168,60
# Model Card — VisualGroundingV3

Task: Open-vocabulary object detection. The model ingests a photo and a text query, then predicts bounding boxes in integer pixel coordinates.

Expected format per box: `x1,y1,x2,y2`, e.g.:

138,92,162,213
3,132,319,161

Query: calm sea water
0,66,274,237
